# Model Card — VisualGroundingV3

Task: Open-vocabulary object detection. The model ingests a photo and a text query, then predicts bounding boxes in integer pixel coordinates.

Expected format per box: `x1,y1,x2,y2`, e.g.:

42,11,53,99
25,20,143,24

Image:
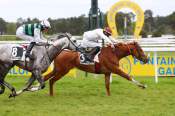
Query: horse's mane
130,41,142,50
114,42,127,49
48,33,72,41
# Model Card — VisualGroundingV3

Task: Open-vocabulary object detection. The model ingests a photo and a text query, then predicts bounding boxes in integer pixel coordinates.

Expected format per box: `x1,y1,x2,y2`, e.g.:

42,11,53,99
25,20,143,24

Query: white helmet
40,20,51,28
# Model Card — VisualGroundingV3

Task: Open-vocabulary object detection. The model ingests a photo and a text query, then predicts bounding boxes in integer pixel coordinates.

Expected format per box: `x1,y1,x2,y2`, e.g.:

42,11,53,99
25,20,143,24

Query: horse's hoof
143,84,147,88
40,84,45,89
138,84,147,89
9,94,16,99
0,88,5,94
140,84,147,89
28,87,39,92
9,89,17,98
0,90,4,94
0,85,5,94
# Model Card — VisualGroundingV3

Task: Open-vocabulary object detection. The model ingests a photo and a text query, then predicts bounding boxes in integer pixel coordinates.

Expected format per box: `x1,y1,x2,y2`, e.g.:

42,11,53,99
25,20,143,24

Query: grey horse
0,34,78,98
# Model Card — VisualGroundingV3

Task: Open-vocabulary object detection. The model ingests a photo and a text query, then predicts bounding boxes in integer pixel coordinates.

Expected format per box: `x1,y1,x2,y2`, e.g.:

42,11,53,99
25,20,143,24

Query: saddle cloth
79,51,100,65
11,45,27,61
64,49,100,64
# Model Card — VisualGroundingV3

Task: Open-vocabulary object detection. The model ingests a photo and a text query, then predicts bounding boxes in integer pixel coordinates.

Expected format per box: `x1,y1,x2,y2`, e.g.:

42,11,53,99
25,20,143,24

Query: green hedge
0,35,21,41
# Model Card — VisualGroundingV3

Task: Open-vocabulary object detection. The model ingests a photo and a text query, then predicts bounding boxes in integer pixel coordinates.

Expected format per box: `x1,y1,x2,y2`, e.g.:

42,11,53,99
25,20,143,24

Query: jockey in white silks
80,27,117,64
16,20,51,60
81,27,116,48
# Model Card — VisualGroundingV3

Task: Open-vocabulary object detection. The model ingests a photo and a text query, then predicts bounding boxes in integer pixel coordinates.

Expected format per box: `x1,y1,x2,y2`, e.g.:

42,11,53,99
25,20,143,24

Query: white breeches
81,39,102,48
81,35,102,48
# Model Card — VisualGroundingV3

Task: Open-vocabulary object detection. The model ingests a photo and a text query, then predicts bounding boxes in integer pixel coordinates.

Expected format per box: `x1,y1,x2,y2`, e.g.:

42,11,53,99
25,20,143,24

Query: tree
140,30,148,38
6,23,16,34
115,12,132,35
115,12,125,35
144,10,154,34
0,18,7,35
167,12,175,34
48,15,88,35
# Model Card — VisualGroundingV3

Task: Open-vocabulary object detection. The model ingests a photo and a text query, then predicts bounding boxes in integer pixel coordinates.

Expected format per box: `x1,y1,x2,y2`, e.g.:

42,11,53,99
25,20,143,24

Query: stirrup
25,54,34,61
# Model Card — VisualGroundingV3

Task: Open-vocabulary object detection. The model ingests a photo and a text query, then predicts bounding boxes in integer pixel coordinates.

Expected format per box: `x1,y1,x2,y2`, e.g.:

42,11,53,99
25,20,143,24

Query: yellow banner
8,52,175,77
8,65,77,77
119,52,175,76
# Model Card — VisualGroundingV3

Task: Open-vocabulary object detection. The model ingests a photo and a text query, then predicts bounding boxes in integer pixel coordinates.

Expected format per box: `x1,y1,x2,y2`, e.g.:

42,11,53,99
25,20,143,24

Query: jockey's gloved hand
106,43,115,52
111,44,115,49
107,43,115,48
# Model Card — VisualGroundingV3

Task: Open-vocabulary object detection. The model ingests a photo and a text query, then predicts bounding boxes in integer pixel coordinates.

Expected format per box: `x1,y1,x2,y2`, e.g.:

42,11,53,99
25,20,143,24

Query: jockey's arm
109,36,118,43
98,30,113,44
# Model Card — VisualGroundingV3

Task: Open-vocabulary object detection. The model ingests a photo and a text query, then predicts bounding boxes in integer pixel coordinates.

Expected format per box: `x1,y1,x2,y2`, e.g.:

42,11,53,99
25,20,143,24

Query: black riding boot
25,42,36,59
80,47,100,64
86,46,101,62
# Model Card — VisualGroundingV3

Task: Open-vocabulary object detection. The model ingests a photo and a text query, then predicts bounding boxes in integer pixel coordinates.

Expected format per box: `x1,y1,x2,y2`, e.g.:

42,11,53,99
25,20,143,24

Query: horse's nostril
145,59,148,63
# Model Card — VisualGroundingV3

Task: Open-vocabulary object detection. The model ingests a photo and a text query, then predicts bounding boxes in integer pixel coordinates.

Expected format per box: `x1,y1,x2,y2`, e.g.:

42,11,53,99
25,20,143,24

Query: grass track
1,72,175,116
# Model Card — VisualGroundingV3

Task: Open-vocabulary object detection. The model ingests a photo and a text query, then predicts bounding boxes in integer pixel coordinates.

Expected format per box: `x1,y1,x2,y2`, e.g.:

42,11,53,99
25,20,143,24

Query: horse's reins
126,44,132,55
65,33,83,53
126,42,142,59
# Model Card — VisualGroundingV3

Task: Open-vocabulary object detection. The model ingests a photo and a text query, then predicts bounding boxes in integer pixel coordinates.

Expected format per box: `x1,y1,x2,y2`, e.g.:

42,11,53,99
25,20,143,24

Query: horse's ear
133,41,137,45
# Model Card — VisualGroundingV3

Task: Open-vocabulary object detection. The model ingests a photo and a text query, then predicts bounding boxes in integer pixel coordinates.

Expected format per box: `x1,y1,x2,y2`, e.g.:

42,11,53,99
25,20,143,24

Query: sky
0,0,175,22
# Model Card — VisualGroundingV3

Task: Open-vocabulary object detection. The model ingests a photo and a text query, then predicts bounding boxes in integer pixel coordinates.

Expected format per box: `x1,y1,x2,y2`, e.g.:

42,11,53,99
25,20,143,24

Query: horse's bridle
115,42,146,62
126,44,132,55
126,43,141,58
65,33,83,53
128,43,143,59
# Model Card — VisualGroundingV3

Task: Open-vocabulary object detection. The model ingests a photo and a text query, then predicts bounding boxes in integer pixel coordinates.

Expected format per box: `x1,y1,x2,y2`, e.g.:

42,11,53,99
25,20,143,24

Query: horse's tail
43,70,56,82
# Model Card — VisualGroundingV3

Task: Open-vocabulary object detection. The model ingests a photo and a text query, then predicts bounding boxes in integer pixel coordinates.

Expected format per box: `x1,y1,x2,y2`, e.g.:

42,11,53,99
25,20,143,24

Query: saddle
79,47,100,65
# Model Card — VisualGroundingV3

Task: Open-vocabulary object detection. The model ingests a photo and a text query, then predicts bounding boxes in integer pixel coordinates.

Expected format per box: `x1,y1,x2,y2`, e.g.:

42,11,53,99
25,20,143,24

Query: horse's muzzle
143,57,149,64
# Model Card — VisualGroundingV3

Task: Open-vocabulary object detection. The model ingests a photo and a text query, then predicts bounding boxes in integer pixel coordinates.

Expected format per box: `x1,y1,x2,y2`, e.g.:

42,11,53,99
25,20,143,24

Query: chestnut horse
43,41,148,96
